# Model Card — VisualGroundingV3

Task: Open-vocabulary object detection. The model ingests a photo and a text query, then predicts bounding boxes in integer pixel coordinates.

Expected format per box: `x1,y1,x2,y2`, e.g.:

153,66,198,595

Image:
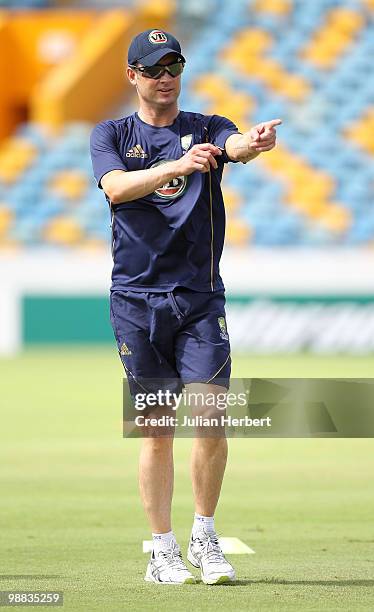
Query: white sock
192,512,215,535
152,530,176,553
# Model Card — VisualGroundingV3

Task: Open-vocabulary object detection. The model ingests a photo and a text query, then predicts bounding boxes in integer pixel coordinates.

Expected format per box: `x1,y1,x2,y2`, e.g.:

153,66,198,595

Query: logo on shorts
120,342,132,356
218,316,229,341
151,160,187,199
126,144,148,159
148,30,168,44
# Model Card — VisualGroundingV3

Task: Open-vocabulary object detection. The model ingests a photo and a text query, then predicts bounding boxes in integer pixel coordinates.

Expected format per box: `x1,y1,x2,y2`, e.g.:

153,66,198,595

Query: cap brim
137,48,185,67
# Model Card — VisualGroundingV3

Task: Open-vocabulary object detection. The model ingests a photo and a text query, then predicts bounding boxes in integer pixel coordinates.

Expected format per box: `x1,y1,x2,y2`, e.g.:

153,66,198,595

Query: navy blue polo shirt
90,110,239,292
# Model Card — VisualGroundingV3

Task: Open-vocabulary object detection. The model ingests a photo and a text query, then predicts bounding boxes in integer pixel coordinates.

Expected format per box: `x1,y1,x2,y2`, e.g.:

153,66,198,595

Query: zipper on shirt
204,126,214,292
208,168,214,292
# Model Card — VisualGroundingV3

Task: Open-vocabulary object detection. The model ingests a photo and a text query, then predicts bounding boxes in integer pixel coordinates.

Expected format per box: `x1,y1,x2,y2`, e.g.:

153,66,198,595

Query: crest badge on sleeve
181,134,193,153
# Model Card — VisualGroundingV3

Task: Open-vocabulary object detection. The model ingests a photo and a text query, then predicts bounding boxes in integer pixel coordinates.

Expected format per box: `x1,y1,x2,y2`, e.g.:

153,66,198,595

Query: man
90,28,281,585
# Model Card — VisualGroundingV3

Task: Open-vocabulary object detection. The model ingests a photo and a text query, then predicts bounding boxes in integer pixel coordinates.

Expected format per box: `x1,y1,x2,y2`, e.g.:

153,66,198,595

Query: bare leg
138,408,175,534
191,436,228,516
188,384,228,516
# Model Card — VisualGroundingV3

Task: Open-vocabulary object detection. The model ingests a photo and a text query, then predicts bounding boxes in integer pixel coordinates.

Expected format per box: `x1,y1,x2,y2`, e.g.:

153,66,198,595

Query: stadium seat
226,218,252,245
48,170,89,200
0,138,38,184
1,0,374,248
0,204,13,238
222,186,242,214
43,216,84,246
318,202,352,233
301,7,364,69
253,0,291,17
345,108,374,155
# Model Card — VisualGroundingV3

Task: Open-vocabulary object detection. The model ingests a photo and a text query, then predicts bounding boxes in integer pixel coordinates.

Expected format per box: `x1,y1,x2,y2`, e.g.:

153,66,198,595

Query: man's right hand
100,144,222,204
173,144,222,176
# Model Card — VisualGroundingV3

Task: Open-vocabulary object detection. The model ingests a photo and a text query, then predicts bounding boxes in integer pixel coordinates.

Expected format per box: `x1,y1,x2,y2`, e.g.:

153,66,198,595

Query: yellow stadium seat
320,32,351,58
234,28,272,54
44,217,84,245
226,218,252,245
193,74,230,100
194,70,254,132
239,53,269,73
220,28,272,64
286,189,319,208
240,56,310,101
260,146,290,172
345,108,374,155
260,145,339,219
329,8,364,33
292,174,335,198
280,76,310,101
301,8,364,69
288,197,326,218
319,203,352,232
257,58,284,86
0,205,13,237
284,165,336,219
222,27,309,101
354,133,374,155
49,170,88,200
0,166,24,184
0,138,37,184
284,164,312,182
253,0,291,16
208,93,253,127
222,186,242,214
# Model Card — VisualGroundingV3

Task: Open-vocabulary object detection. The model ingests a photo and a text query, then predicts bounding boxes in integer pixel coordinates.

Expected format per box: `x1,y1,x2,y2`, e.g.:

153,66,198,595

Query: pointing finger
264,118,282,129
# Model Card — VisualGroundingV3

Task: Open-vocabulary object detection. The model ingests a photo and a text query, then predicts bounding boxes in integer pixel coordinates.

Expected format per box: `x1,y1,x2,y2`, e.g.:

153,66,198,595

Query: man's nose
159,69,174,82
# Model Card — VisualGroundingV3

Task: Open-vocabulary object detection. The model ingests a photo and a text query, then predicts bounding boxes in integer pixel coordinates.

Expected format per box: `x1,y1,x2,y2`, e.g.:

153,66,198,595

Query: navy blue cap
128,29,185,67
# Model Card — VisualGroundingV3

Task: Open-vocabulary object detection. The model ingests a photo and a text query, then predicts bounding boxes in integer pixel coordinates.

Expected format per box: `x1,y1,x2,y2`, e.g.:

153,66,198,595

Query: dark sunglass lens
141,62,184,79
168,62,184,76
144,66,163,78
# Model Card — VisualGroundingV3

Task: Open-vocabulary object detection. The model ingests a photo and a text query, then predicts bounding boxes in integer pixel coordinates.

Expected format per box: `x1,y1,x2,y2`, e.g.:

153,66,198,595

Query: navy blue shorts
110,288,231,397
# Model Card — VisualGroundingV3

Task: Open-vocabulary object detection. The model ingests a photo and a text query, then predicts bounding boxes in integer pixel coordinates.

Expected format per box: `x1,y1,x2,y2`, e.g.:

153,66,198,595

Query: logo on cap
148,30,168,44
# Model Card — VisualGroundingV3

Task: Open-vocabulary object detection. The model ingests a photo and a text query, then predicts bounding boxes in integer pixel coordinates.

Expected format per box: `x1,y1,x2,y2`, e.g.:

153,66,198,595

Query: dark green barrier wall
23,296,113,344
23,294,374,345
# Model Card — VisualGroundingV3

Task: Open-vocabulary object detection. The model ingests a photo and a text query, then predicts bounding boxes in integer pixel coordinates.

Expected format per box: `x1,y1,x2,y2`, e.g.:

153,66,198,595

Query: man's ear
126,67,136,86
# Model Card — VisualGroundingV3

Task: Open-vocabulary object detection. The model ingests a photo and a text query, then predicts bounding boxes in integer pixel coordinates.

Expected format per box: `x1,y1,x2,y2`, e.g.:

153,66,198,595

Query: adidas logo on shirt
126,144,148,158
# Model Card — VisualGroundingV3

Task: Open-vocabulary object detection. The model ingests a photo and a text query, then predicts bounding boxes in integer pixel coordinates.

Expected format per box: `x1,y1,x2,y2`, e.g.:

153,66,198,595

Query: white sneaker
187,529,236,585
145,540,196,584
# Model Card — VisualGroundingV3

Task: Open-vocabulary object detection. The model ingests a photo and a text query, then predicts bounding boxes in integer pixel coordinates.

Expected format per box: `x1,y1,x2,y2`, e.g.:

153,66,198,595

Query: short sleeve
90,121,128,189
206,115,241,163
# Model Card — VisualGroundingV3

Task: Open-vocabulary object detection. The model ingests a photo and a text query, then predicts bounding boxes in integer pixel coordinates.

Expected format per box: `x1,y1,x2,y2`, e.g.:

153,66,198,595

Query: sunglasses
129,60,185,79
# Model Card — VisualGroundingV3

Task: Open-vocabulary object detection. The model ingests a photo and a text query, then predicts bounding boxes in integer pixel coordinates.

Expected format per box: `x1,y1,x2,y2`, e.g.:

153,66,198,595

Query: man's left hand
246,118,282,153
229,118,282,163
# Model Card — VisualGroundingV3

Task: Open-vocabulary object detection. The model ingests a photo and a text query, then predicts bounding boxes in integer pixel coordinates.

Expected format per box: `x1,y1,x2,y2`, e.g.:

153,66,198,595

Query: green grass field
1,348,374,611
